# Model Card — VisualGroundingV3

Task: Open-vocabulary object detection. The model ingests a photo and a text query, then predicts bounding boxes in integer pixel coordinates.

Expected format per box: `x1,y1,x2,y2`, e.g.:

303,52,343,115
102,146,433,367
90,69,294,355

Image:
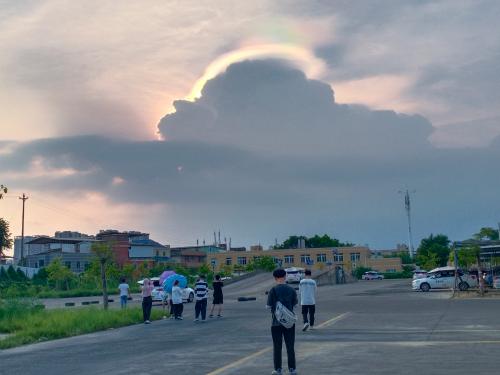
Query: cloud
159,60,433,158
2,59,500,248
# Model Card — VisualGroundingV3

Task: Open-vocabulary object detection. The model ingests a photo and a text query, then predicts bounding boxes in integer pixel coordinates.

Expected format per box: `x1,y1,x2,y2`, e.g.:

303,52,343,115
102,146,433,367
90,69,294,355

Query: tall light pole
19,193,28,265
399,189,415,258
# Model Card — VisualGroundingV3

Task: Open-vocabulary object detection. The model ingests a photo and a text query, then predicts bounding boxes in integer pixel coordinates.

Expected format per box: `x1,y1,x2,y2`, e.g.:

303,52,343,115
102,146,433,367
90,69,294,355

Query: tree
0,184,7,200
91,242,115,310
253,256,277,272
474,227,499,241
416,234,450,268
0,218,13,261
46,258,75,290
450,245,480,269
275,234,353,249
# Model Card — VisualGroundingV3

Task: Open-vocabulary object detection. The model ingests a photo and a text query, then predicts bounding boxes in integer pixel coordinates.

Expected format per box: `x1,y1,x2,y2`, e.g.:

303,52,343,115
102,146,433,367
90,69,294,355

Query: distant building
455,239,500,263
96,229,170,267
24,236,98,273
371,244,409,259
170,245,225,267
54,231,94,239
13,235,43,264
208,246,402,273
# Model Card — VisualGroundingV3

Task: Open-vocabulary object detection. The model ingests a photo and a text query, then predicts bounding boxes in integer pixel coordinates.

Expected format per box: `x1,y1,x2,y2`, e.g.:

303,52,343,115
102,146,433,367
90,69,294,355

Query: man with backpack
267,268,298,375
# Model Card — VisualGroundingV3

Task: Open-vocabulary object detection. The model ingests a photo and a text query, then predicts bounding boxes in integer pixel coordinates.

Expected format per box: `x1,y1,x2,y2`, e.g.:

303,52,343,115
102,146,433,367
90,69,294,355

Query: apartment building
208,246,402,273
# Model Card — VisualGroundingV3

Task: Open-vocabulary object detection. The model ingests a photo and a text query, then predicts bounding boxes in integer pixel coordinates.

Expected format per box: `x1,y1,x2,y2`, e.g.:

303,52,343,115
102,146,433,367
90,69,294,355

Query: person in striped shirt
194,275,209,322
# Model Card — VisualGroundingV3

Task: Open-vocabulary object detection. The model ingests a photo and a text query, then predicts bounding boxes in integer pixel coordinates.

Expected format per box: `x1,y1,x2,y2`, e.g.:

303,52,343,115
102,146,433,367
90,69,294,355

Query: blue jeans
120,295,128,308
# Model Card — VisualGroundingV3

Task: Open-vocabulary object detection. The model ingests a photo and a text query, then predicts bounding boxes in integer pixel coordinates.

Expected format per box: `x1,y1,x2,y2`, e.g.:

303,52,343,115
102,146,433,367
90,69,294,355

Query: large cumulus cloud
159,60,433,157
2,59,500,247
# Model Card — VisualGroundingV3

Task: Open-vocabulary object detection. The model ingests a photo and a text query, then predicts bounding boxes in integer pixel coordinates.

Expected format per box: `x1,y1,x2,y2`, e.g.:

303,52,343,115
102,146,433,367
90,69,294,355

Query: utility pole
399,189,415,258
19,193,29,265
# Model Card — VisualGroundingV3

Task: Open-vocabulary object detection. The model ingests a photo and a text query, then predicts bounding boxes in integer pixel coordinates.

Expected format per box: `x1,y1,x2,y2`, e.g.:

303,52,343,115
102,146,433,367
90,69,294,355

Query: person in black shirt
267,268,298,375
209,274,224,318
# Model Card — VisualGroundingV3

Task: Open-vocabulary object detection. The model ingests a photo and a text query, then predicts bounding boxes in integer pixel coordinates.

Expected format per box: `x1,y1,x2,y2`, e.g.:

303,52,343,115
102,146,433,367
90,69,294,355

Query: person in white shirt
299,269,317,331
171,280,184,320
118,277,131,309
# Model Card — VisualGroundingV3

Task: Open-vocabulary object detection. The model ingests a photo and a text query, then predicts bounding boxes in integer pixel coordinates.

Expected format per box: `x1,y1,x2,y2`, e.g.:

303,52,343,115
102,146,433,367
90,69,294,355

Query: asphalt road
2,276,500,375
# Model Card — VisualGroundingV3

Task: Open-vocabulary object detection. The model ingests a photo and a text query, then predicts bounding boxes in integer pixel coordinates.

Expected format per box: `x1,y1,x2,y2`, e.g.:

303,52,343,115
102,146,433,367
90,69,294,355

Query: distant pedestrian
171,280,184,320
209,274,224,318
267,268,298,375
194,275,209,322
299,269,317,331
141,278,154,324
118,277,131,309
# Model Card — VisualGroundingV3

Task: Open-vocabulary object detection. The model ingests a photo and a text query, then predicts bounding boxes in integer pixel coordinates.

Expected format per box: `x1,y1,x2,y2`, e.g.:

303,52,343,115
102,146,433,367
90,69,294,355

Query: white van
285,267,305,284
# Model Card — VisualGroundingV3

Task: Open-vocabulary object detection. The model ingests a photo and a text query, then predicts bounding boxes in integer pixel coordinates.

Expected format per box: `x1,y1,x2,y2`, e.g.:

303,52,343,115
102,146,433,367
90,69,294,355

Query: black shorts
213,294,223,305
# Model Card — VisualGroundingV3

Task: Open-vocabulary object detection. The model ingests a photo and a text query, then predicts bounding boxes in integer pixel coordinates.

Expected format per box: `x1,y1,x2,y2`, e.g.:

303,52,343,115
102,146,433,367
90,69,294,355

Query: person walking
118,277,131,309
209,274,224,318
267,268,298,375
194,275,208,322
141,278,154,324
299,269,317,331
171,279,184,320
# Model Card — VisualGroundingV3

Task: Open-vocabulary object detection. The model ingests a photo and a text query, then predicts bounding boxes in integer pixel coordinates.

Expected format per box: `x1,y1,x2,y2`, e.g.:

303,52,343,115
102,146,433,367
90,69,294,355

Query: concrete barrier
237,297,257,302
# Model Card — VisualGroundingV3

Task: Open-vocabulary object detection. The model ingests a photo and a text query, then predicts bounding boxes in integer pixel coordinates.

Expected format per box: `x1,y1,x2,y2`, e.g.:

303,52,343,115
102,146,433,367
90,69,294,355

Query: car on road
285,267,305,283
362,271,384,280
493,276,500,289
138,277,195,303
412,266,477,292
412,270,428,280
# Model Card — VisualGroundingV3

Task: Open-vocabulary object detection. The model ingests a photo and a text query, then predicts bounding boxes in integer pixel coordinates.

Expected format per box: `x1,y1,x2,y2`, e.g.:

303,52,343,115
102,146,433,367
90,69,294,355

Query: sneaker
178,317,183,320
209,315,214,318
217,314,222,318
302,322,310,332
201,319,207,323
144,320,151,324
289,369,298,374
194,318,199,322
309,326,314,331
271,370,282,375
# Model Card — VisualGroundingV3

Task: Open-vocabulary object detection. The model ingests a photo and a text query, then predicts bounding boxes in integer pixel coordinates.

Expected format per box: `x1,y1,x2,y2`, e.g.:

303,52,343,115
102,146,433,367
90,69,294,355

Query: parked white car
362,271,384,280
285,267,305,283
412,266,477,292
493,276,500,289
138,277,195,303
412,270,428,280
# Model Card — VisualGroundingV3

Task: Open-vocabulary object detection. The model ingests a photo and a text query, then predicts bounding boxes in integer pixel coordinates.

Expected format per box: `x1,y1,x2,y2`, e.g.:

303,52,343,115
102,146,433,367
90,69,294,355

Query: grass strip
0,301,163,349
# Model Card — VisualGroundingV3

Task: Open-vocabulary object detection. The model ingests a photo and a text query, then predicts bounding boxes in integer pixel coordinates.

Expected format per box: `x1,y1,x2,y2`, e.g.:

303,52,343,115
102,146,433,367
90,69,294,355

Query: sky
1,0,500,255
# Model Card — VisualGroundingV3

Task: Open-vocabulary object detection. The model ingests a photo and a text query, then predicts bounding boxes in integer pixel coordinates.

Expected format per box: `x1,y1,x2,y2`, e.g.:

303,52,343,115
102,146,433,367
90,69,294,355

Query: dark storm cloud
2,59,500,247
